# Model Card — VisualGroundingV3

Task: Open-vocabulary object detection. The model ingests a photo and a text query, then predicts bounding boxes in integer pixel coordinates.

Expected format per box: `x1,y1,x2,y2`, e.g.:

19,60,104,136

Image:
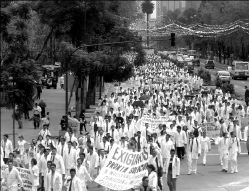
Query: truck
229,61,249,80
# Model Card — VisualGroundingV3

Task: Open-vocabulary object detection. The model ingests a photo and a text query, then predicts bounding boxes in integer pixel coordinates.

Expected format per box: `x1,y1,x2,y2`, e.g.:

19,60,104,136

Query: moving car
228,61,249,80
205,60,215,69
216,71,231,82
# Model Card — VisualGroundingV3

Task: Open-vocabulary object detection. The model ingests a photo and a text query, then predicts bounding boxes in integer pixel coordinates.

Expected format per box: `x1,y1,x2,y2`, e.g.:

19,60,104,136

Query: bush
197,68,211,84
216,79,235,94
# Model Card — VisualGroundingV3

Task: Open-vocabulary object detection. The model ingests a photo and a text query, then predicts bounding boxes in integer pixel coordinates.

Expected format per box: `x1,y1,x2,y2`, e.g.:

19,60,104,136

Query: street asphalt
1,68,249,191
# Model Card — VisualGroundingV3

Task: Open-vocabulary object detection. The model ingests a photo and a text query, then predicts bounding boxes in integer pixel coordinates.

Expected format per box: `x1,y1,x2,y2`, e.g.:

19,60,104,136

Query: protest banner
139,115,170,133
95,144,149,190
203,122,220,140
1,165,32,191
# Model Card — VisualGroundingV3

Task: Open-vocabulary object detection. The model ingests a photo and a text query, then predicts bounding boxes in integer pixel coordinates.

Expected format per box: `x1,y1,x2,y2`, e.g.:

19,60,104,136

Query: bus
229,61,249,80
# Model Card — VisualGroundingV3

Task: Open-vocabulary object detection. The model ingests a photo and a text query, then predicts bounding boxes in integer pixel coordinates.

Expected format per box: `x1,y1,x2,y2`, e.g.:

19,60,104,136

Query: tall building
156,1,185,22
185,1,201,10
156,1,201,22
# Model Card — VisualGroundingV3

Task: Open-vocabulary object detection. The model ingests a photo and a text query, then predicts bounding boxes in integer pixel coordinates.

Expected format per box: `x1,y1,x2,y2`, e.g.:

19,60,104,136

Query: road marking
207,153,248,156
239,187,249,191
219,178,249,188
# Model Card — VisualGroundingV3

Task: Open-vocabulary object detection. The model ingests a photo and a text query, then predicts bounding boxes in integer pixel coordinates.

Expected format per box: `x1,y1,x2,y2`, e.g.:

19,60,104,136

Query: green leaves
141,0,154,15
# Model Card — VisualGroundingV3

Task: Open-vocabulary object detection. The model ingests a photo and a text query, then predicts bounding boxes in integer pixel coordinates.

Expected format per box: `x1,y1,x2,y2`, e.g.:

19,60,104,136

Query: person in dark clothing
37,84,42,99
139,176,153,191
39,100,47,118
60,116,67,131
245,86,249,106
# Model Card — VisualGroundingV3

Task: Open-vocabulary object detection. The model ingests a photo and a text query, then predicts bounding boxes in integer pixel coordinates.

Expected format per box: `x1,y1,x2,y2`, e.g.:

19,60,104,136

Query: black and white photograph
0,0,249,191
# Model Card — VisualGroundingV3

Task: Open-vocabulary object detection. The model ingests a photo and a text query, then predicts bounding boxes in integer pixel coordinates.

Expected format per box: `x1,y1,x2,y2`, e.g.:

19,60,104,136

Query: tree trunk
86,74,96,108
35,27,54,61
147,13,149,48
75,83,80,118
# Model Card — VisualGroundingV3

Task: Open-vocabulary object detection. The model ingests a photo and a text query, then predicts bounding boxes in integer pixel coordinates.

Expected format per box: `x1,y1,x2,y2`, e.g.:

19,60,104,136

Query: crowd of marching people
1,53,249,191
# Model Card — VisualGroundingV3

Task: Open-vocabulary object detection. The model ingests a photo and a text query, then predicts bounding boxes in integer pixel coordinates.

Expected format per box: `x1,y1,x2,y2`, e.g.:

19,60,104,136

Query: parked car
205,60,215,69
216,71,231,82
193,59,200,66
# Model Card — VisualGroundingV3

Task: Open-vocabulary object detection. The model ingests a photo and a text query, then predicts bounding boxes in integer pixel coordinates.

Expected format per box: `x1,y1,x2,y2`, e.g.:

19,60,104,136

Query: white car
216,71,231,82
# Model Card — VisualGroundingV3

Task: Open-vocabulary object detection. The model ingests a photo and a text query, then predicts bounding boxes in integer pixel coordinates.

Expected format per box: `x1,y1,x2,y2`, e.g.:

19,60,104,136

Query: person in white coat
64,168,82,191
187,132,201,175
85,145,99,178
200,131,211,166
215,133,223,165
64,141,77,176
1,159,24,191
1,134,13,164
175,126,187,160
228,132,241,174
48,147,65,180
46,163,63,191
160,134,175,165
147,164,158,191
163,149,180,191
30,158,39,191
220,133,230,172
76,158,92,191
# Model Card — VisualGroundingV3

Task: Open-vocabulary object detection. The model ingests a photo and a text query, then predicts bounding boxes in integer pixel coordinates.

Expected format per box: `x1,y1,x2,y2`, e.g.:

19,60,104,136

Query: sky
151,1,157,18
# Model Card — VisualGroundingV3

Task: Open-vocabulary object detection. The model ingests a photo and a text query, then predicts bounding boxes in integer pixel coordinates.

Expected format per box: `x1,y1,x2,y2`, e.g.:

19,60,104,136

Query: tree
141,0,154,48
0,2,41,113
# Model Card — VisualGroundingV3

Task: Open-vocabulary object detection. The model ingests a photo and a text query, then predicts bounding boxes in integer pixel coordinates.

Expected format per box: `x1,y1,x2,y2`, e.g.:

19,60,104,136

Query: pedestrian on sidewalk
33,103,42,129
245,86,249,106
39,100,47,118
37,83,42,100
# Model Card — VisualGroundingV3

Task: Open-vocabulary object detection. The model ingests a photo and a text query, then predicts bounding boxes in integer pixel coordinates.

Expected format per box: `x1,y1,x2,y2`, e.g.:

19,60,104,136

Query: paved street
199,59,249,99
1,78,249,191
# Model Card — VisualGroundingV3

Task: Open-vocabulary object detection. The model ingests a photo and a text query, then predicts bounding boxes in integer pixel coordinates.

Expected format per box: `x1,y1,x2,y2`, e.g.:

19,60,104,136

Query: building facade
156,1,201,21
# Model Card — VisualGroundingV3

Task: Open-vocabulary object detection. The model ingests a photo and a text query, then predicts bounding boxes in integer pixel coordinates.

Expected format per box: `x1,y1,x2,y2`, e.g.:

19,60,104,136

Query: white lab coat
160,139,174,160
228,137,241,160
148,171,158,191
76,165,92,191
30,165,39,190
200,136,211,152
64,147,77,175
64,176,82,191
46,171,63,191
163,156,180,178
47,154,65,175
1,139,13,159
2,167,23,191
175,131,187,147
187,138,201,159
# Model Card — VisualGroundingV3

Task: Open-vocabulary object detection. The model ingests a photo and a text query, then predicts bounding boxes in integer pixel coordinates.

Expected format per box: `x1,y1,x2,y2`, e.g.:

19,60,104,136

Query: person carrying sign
1,159,24,191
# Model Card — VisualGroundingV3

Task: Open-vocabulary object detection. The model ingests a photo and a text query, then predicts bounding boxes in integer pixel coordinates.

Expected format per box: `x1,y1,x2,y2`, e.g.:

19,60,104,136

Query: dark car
205,60,215,69
193,59,200,67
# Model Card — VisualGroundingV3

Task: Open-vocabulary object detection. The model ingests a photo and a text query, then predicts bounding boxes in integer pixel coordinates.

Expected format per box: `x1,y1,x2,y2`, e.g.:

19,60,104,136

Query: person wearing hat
1,134,13,164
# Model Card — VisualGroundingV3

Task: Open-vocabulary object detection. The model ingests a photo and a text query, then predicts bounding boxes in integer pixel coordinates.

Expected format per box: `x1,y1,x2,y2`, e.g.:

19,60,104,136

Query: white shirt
2,166,23,190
